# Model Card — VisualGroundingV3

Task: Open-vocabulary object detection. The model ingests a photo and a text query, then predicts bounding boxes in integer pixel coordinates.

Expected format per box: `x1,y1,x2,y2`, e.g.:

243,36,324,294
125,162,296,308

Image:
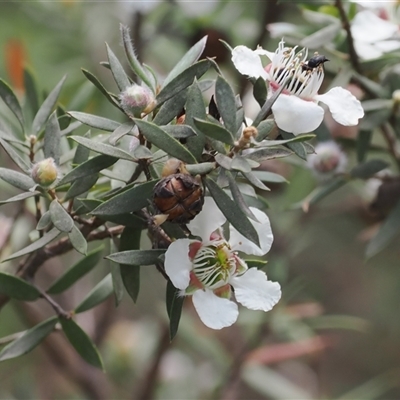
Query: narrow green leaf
37,210,51,230
47,247,103,294
350,159,388,179
44,111,61,165
68,111,120,132
65,174,99,201
0,191,40,206
69,136,136,162
32,76,66,135
49,200,74,233
215,75,237,134
166,280,184,340
156,59,211,105
91,179,158,216
109,122,135,146
0,78,24,130
75,274,114,313
60,318,103,369
185,81,207,160
0,168,34,191
242,171,270,191
161,125,197,139
256,134,316,147
186,162,216,176
280,130,307,160
215,153,233,170
134,119,196,164
227,172,256,220
3,227,61,262
193,118,233,145
0,139,30,172
0,272,40,301
106,43,131,91
163,35,207,88
68,225,87,255
153,89,188,126
251,170,288,183
23,68,40,116
231,156,252,173
0,317,57,361
366,199,400,259
58,155,117,185
205,178,260,247
357,130,372,163
253,77,267,108
106,249,165,266
244,147,293,163
110,241,124,306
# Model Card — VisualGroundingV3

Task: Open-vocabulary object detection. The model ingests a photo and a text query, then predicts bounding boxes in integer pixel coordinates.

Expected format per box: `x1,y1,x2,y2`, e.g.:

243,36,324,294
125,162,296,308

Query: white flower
307,141,347,180
164,197,281,330
351,10,400,60
231,40,364,135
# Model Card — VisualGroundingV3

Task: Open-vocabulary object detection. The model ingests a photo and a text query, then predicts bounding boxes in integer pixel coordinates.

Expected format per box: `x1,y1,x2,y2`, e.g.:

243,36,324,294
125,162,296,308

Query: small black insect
302,55,329,71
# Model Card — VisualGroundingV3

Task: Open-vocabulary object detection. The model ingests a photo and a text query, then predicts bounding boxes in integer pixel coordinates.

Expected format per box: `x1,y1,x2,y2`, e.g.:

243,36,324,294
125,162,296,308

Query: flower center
192,241,236,289
268,42,324,99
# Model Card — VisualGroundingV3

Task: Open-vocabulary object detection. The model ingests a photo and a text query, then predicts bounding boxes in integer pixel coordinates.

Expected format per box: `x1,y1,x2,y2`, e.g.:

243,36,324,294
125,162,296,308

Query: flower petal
192,289,239,329
231,45,268,80
272,94,324,134
231,268,281,312
230,208,273,256
164,239,192,290
188,197,226,241
316,87,364,126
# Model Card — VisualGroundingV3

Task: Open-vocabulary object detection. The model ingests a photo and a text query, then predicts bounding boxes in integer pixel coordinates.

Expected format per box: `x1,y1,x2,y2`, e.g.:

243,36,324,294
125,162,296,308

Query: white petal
188,197,226,241
164,239,192,290
353,41,384,60
267,22,298,38
375,39,400,54
351,10,398,43
316,87,364,126
231,268,281,312
192,289,239,329
272,94,324,134
231,46,268,80
230,208,273,256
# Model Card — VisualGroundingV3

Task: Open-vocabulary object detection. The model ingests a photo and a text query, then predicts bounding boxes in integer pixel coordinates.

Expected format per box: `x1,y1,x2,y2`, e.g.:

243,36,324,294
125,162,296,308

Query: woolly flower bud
307,141,347,180
31,158,59,187
119,84,156,116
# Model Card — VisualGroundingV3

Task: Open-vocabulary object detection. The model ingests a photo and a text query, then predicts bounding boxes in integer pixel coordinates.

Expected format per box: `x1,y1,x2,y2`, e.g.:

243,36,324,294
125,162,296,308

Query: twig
37,286,71,319
335,0,361,74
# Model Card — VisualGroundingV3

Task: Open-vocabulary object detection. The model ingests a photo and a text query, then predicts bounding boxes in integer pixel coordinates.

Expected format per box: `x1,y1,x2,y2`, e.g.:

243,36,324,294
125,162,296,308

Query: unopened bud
119,84,156,117
162,158,188,177
307,141,347,180
31,158,59,187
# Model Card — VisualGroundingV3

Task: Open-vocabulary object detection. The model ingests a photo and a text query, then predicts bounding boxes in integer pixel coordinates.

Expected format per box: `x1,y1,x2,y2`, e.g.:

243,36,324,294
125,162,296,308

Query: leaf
0,317,57,361
119,226,143,303
161,124,197,139
357,130,372,163
153,89,188,126
43,111,61,165
47,247,103,294
243,147,293,163
68,111,120,132
163,35,207,88
0,191,40,206
64,173,99,201
91,179,158,216
193,118,233,145
366,199,400,259
69,136,136,162
37,210,51,230
3,227,61,261
0,272,41,301
60,318,103,369
215,75,237,134
0,168,34,191
0,139,30,173
227,172,256,220
109,122,135,146
68,225,88,255
166,280,184,340
106,43,131,91
58,155,117,185
251,170,288,183
231,156,252,173
205,178,259,247
0,78,24,130
253,77,267,108
300,22,341,48
106,249,165,265
280,130,307,160
110,244,124,306
134,119,196,164
255,133,316,147
215,153,233,170
350,159,388,179
241,171,270,191
32,76,66,136
186,162,216,176
75,274,114,313
23,68,40,116
49,200,74,233
156,59,211,105
185,81,207,160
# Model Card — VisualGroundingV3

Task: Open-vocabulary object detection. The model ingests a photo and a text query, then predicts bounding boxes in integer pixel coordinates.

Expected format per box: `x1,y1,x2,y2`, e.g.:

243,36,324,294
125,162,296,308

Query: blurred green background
0,1,399,399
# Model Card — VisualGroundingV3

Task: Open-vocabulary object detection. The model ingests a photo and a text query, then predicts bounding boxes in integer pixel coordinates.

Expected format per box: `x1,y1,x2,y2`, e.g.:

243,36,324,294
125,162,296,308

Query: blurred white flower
307,141,347,180
231,40,364,135
164,197,281,330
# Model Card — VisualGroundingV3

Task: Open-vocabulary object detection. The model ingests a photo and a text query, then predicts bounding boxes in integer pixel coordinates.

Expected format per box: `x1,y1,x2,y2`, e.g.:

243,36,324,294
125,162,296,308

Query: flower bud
119,84,156,117
31,157,59,187
153,173,204,223
307,141,347,180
